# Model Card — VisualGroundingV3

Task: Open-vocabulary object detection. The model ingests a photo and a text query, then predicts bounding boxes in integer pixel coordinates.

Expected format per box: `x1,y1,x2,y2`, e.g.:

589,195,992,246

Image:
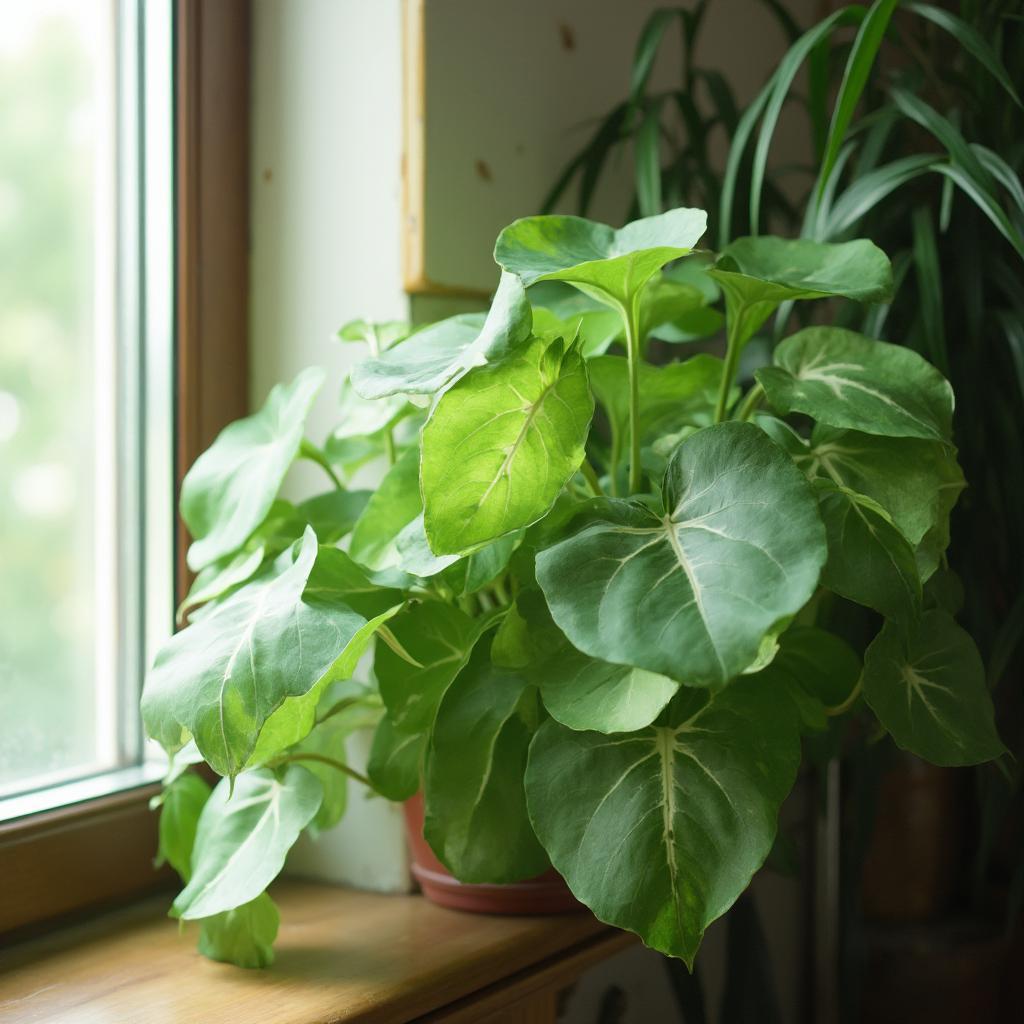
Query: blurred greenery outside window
0,0,173,810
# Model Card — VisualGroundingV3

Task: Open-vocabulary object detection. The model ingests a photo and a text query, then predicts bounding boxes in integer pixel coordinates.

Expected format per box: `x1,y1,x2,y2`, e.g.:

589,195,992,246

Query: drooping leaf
154,772,212,882
424,642,548,883
710,237,893,351
525,678,801,965
143,529,387,777
756,327,954,442
198,893,280,970
375,600,480,735
536,422,825,687
535,641,679,734
421,336,594,553
172,765,323,920
863,611,1006,767
495,208,708,308
348,445,422,570
352,273,531,399
815,481,921,624
181,367,324,571
367,713,425,801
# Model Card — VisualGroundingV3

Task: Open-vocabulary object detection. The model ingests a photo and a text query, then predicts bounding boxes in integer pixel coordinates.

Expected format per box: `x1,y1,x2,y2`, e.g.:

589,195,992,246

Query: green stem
271,752,373,788
300,439,344,490
366,325,397,466
714,321,742,423
735,382,765,422
383,430,396,466
491,576,511,606
608,427,622,497
622,300,644,494
824,676,863,718
580,459,604,497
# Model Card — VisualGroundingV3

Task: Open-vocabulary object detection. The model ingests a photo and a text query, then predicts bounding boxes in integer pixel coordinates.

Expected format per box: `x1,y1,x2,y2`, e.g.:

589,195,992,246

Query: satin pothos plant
142,206,1004,969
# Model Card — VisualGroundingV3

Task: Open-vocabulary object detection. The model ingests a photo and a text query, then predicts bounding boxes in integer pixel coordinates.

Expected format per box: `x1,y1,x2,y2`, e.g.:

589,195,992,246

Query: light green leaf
795,424,964,547
445,530,522,595
815,481,921,624
375,600,479,734
424,642,548,883
394,514,460,578
710,237,893,350
352,273,531,398
181,367,324,571
337,319,411,350
296,489,370,544
756,327,954,442
331,379,411,440
367,713,425,801
525,679,801,965
535,642,679,734
177,545,267,626
536,422,826,687
863,611,1006,767
155,772,212,881
348,445,422,570
198,893,280,970
495,208,707,308
422,336,594,553
143,529,383,777
531,305,623,357
173,765,323,920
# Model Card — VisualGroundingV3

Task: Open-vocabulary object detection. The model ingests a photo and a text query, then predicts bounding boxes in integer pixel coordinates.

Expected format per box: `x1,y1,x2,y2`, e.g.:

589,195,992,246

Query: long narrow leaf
635,100,665,216
749,6,866,235
629,8,683,111
908,2,1023,107
933,162,1024,261
818,0,900,196
911,206,948,374
971,143,1024,226
827,154,938,235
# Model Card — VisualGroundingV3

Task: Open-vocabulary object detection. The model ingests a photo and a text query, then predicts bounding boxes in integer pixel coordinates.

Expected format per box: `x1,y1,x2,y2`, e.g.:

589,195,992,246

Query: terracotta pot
403,794,584,915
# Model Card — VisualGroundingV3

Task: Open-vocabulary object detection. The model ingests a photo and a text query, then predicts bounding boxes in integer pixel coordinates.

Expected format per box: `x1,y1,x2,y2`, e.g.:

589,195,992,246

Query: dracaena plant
142,206,1004,969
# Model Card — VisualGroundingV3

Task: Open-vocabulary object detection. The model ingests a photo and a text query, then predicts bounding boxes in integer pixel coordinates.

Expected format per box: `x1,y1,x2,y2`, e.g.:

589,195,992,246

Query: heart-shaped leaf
710,237,892,351
756,327,954,442
863,610,1006,766
536,422,826,687
495,208,707,308
424,641,548,883
348,445,422,570
172,765,322,920
422,336,594,553
143,529,389,777
352,273,531,399
181,367,324,571
198,893,280,970
525,679,801,964
815,481,922,623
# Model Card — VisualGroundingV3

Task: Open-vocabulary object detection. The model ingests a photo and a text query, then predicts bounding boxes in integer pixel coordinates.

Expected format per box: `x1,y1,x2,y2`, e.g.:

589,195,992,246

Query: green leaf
348,445,422,570
815,481,921,624
337,319,411,350
421,336,594,553
756,327,954,442
863,611,1006,767
352,273,531,398
535,642,679,734
424,642,548,883
198,893,280,970
710,237,893,351
155,772,212,882
172,765,323,920
181,367,324,571
331,379,411,440
818,0,899,196
797,424,964,548
375,600,480,734
296,489,371,544
525,678,801,965
536,422,826,687
367,714,425,801
143,529,385,777
495,208,707,308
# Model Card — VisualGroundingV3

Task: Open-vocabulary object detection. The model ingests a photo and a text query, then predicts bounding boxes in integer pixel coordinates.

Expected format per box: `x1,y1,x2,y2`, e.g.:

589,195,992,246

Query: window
0,0,173,815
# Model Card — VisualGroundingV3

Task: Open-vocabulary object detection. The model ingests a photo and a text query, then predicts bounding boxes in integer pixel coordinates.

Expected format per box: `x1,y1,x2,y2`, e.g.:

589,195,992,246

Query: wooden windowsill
0,881,632,1023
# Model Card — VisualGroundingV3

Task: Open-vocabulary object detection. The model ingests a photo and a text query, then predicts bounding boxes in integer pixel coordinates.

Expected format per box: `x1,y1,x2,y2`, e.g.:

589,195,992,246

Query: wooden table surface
0,882,628,1023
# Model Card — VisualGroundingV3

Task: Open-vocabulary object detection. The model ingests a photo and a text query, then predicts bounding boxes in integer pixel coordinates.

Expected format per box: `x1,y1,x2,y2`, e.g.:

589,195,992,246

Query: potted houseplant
143,206,1004,969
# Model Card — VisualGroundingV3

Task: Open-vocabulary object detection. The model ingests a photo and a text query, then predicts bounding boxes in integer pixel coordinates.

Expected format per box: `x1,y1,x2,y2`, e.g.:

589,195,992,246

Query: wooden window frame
0,0,250,941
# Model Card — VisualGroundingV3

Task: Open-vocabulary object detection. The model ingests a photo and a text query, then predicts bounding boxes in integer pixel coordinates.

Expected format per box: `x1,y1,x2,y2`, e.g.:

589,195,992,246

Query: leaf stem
300,439,344,491
714,322,742,423
383,430,397,466
735,382,765,422
580,459,604,497
824,676,863,717
271,752,373,788
621,300,644,493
